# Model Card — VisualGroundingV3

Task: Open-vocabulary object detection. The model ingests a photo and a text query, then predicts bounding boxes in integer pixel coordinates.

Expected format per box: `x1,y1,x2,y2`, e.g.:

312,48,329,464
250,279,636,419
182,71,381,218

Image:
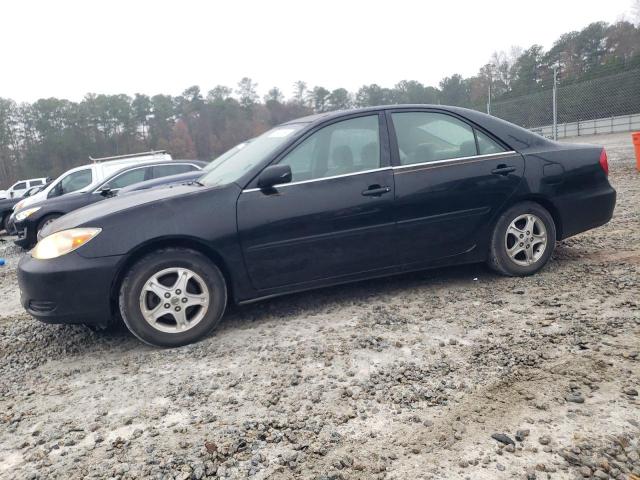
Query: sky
1,0,636,102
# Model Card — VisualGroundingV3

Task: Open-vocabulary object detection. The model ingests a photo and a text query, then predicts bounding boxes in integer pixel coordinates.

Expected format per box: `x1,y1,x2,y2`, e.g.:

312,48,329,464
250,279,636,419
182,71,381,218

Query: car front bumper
13,220,31,248
17,251,123,327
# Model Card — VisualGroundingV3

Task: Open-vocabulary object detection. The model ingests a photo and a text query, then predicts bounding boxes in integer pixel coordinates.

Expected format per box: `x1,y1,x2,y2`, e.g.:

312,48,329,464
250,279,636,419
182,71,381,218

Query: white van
13,151,172,213
0,178,48,199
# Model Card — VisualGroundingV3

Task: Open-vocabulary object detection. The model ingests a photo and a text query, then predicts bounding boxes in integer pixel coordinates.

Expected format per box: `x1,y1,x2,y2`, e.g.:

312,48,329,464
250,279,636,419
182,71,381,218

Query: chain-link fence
490,68,640,139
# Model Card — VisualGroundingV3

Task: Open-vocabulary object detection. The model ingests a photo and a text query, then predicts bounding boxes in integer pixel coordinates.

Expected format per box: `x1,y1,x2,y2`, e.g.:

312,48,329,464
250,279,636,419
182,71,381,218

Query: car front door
388,109,525,266
237,113,397,291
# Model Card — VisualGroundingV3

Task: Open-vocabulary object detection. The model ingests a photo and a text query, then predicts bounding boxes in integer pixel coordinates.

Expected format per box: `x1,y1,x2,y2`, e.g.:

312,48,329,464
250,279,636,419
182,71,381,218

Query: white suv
12,151,172,213
0,178,48,199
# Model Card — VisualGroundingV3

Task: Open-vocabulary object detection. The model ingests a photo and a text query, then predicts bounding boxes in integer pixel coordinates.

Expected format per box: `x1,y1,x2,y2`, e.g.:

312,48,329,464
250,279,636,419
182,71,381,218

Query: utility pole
487,75,492,115
552,65,558,140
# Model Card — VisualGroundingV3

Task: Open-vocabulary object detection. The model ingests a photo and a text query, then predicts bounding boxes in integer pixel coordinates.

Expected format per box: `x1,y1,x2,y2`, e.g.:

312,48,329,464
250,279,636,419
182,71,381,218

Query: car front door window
106,167,150,190
59,169,93,195
278,115,381,182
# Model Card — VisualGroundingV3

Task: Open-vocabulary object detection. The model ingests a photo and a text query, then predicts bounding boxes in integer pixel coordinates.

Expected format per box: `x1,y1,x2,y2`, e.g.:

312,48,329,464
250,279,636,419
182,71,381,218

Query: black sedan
1,183,50,233
18,105,616,347
13,160,207,248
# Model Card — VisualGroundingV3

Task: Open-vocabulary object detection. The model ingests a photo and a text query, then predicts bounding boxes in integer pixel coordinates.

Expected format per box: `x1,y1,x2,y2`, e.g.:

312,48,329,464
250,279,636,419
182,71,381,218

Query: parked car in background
12,151,172,213
1,183,50,233
13,160,207,248
118,141,250,195
0,178,48,199
17,105,616,347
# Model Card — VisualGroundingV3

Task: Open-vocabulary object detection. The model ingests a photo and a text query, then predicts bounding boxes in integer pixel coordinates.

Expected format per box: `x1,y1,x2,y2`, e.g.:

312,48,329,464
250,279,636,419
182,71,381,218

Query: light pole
552,65,558,140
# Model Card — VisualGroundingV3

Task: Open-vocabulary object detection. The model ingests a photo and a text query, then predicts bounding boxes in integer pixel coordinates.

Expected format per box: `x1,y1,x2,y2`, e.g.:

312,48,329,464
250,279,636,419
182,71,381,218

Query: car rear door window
108,167,151,189
279,115,380,182
391,112,478,165
152,164,196,178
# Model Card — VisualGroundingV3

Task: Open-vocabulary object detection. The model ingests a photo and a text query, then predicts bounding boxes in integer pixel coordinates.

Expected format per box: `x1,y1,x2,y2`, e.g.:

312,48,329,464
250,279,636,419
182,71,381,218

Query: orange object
633,131,640,171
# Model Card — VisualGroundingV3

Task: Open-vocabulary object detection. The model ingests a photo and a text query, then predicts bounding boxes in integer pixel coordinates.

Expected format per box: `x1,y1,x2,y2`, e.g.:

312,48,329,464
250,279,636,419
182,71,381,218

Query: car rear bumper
557,185,616,240
17,252,123,326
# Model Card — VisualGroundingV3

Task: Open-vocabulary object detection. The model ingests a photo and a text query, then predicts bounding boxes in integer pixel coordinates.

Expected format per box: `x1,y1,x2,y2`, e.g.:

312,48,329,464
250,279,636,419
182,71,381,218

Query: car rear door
237,113,397,290
387,109,524,266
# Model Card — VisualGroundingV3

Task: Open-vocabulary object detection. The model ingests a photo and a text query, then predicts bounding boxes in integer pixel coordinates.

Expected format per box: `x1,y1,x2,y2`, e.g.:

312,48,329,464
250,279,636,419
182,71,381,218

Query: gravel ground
0,132,638,480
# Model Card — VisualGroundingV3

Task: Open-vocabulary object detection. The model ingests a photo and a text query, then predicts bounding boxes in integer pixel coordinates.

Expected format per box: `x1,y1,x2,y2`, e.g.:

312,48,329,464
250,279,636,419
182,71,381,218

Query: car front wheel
488,201,556,276
119,248,227,347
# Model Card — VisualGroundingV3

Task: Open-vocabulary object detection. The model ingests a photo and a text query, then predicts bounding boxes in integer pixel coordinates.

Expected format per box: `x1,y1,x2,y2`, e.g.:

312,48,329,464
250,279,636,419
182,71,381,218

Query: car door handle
491,164,516,175
361,185,391,197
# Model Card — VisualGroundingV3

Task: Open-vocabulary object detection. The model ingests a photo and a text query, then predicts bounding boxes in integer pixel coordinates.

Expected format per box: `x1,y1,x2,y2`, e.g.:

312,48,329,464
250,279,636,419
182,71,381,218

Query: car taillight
599,149,609,176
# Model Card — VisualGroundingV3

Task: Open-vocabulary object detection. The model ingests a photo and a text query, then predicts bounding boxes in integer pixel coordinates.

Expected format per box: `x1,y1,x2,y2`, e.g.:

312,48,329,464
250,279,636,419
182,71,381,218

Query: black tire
119,248,227,347
488,201,556,277
37,214,61,238
1,213,8,233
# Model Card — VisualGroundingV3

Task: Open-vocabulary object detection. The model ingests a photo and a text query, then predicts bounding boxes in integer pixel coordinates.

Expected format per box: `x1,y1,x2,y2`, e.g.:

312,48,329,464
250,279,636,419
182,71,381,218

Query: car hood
47,184,206,235
19,191,90,211
0,197,20,209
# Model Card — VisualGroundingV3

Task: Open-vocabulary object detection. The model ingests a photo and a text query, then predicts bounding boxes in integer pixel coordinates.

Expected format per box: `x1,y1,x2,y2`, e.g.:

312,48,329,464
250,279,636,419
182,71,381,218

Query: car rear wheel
119,248,227,347
488,202,556,276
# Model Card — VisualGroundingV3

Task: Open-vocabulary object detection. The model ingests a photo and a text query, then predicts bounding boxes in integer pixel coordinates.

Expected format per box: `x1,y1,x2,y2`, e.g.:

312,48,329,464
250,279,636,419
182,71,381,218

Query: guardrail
530,113,640,139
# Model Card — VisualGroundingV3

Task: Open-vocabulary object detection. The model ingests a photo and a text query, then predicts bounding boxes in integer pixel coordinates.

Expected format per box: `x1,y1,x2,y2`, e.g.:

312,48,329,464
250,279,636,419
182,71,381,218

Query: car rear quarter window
152,164,196,178
476,130,506,155
391,112,478,165
279,115,380,182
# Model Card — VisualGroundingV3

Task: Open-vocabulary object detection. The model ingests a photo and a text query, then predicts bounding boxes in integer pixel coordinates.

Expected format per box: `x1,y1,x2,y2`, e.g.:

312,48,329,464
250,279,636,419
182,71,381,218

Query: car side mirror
98,185,113,197
257,165,292,190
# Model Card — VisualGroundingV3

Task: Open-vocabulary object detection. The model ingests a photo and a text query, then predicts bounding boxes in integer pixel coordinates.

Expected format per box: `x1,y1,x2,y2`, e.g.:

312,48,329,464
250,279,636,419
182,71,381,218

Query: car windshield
201,141,252,173
200,124,305,187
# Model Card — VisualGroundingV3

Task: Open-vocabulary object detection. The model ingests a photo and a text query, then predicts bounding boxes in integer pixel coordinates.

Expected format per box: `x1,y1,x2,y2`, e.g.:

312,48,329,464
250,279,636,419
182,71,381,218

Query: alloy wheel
139,267,210,333
504,214,548,267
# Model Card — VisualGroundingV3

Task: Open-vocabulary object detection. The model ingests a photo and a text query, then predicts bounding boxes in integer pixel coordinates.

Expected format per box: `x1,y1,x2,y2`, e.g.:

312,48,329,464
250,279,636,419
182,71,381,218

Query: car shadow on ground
222,261,493,326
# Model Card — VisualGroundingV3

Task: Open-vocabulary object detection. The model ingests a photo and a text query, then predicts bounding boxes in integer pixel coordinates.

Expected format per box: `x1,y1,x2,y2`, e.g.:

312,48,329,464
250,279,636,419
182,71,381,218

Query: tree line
1,20,638,186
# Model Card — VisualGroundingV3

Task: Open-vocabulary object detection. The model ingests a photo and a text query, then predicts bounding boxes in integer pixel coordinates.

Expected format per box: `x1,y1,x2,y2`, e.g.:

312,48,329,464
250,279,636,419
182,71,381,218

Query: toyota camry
18,105,616,347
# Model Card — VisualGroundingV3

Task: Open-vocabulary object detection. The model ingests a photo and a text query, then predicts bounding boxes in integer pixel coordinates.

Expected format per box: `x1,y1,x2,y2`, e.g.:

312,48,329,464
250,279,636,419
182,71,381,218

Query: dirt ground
0,133,638,480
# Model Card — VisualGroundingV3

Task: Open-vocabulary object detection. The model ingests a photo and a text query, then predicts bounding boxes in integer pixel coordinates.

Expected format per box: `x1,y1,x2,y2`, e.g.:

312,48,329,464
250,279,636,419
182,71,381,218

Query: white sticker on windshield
268,128,296,138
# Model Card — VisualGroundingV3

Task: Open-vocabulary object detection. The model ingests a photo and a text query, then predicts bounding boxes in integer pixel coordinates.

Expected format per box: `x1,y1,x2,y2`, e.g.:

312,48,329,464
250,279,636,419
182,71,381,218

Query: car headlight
15,207,40,222
14,200,26,211
31,228,102,260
